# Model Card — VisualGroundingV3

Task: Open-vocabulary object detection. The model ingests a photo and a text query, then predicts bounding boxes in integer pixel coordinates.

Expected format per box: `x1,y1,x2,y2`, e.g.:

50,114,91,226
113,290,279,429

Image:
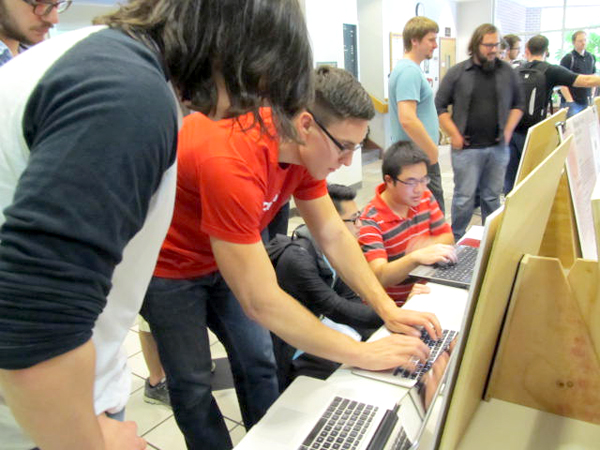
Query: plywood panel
488,256,600,424
439,136,573,450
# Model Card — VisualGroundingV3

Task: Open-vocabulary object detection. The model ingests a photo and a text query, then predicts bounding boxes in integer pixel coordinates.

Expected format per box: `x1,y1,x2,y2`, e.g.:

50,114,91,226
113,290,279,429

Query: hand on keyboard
352,333,430,372
381,308,441,340
409,243,458,267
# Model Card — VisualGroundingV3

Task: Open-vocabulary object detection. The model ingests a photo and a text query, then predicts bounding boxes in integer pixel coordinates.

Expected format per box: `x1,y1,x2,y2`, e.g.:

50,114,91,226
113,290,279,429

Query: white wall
304,0,364,187
456,0,494,61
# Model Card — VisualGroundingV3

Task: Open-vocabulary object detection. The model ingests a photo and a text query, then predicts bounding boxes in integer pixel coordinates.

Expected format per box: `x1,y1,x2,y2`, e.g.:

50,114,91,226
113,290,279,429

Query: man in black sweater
268,184,386,389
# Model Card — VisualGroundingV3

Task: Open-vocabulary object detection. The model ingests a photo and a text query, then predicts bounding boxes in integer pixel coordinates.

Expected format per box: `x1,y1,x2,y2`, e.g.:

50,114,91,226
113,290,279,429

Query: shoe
144,378,171,407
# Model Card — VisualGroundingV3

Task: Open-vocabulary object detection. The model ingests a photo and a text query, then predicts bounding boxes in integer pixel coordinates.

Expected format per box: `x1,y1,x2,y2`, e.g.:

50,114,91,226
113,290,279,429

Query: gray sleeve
0,35,178,369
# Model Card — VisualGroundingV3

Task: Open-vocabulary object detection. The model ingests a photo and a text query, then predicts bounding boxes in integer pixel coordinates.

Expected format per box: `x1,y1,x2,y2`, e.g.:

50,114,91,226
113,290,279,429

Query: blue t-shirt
389,59,438,144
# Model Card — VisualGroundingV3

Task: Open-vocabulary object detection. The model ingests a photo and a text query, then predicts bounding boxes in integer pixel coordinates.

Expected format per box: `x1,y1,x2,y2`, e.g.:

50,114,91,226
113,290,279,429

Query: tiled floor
123,144,480,449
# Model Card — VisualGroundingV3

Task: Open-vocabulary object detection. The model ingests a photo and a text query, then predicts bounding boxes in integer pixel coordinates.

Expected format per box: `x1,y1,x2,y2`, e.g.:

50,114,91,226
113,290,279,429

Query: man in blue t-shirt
389,16,444,212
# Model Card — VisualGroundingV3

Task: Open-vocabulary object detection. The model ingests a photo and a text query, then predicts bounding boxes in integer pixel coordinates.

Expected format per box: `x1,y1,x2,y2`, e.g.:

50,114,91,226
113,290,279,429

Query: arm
295,195,442,339
560,86,575,102
398,101,439,163
211,237,431,370
438,112,464,149
367,233,455,288
0,44,175,449
503,108,523,144
276,245,382,329
0,341,145,450
573,74,600,88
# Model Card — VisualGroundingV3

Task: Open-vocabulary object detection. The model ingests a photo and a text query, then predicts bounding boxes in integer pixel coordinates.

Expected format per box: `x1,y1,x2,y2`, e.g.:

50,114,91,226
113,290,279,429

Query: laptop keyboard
298,396,378,450
390,427,412,450
393,328,457,381
431,245,478,285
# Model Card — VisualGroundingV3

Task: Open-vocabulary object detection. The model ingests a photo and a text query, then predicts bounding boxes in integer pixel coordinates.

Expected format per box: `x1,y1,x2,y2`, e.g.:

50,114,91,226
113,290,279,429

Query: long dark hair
95,0,313,140
467,23,498,56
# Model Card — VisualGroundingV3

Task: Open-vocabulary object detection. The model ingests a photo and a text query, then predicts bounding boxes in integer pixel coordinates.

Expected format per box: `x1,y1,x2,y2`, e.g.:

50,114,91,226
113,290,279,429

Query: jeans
450,143,509,240
427,162,445,214
504,131,527,195
141,274,279,450
561,101,587,118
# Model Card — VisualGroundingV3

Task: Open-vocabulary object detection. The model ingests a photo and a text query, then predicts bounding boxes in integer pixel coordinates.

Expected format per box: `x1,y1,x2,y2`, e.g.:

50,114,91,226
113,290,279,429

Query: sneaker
144,378,171,407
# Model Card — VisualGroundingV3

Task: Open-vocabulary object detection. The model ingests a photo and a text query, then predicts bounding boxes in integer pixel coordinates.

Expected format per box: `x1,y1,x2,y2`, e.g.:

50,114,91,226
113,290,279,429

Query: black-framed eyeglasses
22,0,72,16
307,109,363,154
394,176,431,188
342,211,362,226
480,42,501,49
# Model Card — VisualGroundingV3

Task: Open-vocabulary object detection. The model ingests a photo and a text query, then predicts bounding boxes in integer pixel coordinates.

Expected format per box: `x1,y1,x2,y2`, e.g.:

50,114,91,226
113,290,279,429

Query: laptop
351,284,467,388
408,244,480,289
235,365,449,450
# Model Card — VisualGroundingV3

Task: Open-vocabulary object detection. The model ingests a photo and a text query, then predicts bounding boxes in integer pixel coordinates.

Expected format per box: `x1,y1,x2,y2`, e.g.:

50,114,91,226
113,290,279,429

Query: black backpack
517,61,551,130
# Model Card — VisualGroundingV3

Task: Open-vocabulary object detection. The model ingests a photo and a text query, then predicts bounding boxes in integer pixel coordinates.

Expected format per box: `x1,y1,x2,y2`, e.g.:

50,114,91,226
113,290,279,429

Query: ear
296,110,313,139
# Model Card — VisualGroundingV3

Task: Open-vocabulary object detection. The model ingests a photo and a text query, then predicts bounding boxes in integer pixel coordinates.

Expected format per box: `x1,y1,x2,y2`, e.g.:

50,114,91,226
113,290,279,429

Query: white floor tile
125,387,173,436
208,329,218,345
210,340,227,359
229,424,247,446
214,388,243,424
143,415,238,450
131,373,145,393
122,329,142,357
128,351,150,379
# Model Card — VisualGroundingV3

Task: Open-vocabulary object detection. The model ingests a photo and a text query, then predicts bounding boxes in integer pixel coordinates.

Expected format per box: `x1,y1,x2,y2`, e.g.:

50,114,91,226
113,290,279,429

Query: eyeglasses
394,175,431,188
480,42,501,49
22,0,72,16
342,211,362,226
308,110,363,154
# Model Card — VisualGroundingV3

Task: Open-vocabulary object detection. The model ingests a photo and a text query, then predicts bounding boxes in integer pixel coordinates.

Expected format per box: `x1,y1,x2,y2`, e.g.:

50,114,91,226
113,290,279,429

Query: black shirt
560,50,596,105
465,64,499,148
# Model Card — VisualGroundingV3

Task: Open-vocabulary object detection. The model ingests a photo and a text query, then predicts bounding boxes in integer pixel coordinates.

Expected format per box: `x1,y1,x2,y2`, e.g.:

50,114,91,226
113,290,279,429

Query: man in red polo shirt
141,68,442,450
359,141,456,306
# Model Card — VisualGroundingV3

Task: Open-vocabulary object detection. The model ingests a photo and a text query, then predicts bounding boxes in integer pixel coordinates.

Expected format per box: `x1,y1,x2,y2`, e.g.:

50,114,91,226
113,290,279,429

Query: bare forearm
401,119,439,163
573,74,600,88
438,113,460,139
560,86,574,102
504,109,523,141
0,340,104,450
316,224,398,319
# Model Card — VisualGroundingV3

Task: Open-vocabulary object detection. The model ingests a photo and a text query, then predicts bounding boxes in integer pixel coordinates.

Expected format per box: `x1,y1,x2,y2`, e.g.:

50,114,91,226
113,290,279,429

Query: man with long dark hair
435,23,524,240
0,1,314,449
142,66,441,449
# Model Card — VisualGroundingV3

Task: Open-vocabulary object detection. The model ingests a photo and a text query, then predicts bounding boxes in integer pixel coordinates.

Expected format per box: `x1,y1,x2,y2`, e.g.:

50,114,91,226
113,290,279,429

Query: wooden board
438,136,573,450
487,255,600,424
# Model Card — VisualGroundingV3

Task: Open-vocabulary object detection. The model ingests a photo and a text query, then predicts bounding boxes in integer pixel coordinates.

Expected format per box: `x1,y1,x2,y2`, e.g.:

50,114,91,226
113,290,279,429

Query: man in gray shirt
435,23,523,239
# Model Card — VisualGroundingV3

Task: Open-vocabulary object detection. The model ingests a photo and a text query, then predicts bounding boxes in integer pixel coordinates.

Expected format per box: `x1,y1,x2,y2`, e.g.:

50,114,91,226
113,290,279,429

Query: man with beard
389,16,445,212
435,23,523,240
0,0,68,66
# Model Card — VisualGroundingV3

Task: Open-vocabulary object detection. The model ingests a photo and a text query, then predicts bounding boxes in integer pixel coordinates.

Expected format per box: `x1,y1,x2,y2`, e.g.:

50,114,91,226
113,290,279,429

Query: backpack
517,61,550,130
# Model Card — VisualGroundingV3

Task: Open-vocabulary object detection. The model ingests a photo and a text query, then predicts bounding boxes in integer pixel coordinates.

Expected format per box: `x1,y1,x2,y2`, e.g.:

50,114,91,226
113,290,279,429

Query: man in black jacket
267,184,385,388
560,30,597,117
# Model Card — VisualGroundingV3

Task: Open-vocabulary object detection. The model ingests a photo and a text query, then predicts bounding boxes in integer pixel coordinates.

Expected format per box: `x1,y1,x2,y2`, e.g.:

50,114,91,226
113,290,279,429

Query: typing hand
382,308,441,341
354,334,430,371
412,244,457,266
407,283,431,300
98,413,146,450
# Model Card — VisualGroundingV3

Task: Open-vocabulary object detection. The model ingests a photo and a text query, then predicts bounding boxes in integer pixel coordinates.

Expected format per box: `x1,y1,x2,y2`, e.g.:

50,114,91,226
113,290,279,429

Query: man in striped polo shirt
359,141,456,306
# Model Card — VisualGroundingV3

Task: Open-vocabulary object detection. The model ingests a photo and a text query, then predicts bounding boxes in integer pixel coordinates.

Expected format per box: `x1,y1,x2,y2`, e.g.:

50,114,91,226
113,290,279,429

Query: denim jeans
427,162,445,214
561,101,587,118
504,131,527,195
140,274,279,450
450,143,509,240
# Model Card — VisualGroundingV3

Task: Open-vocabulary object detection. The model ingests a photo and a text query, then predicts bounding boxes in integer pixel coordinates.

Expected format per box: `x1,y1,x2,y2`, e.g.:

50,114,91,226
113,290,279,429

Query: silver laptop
235,368,448,450
351,284,467,388
409,244,480,289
